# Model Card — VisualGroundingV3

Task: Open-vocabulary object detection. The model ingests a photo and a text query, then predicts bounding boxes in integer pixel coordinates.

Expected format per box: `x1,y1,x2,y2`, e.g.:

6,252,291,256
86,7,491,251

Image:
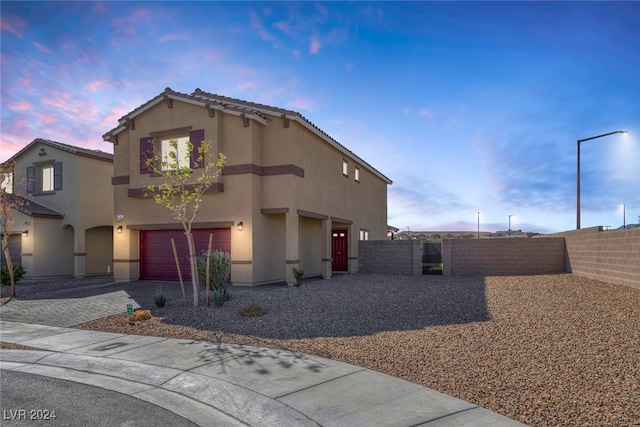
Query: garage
0,234,22,269
139,228,231,281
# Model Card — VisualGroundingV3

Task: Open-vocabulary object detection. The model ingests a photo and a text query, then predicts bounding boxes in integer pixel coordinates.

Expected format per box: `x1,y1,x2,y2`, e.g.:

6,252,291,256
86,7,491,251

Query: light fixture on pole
576,130,628,229
508,215,514,238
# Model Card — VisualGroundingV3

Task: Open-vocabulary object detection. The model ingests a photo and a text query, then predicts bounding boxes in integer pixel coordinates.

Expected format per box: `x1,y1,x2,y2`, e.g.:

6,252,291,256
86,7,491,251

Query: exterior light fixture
237,222,243,231
22,230,28,237
577,130,628,229
117,225,123,234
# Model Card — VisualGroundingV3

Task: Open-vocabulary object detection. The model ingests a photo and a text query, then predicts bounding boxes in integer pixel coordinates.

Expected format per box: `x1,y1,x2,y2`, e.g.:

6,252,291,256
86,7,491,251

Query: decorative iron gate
422,242,443,275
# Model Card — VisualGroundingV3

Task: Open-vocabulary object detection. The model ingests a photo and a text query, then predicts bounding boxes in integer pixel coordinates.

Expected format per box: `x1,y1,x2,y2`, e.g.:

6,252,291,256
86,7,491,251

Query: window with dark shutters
189,129,205,169
26,166,35,193
140,136,154,174
53,162,62,190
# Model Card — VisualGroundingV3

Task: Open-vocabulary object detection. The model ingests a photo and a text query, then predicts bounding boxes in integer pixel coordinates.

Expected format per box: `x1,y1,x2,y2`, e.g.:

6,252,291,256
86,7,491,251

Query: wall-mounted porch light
237,222,243,231
117,225,123,234
22,230,28,237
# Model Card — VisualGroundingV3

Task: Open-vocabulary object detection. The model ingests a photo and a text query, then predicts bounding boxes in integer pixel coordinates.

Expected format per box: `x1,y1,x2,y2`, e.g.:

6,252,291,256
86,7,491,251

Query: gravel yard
4,273,640,426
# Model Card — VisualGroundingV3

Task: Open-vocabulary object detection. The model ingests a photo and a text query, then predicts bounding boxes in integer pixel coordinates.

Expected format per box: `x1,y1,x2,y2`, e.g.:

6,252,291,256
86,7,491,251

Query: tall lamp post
477,211,480,239
623,203,626,229
576,130,628,229
508,214,514,238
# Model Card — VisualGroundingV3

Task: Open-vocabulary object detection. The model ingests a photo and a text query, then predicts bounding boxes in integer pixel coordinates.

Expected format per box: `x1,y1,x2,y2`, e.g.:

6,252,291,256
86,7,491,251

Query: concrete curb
0,321,526,426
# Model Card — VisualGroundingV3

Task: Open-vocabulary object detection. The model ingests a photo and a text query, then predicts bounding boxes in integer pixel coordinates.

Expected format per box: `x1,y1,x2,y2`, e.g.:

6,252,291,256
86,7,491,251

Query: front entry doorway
332,230,348,271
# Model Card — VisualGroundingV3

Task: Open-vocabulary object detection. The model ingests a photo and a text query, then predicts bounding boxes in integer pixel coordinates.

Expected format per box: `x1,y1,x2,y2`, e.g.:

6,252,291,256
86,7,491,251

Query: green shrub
292,267,304,287
240,303,266,317
198,250,232,306
1,264,26,286
153,289,167,307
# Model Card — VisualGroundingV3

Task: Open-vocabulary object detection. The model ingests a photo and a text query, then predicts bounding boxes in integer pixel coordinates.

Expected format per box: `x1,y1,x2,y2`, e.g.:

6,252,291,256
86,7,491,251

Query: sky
1,1,638,234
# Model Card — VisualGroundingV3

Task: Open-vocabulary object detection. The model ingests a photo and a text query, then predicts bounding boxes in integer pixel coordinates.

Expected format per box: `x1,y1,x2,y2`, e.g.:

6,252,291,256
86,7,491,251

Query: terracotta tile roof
4,194,64,218
6,139,113,163
103,87,392,184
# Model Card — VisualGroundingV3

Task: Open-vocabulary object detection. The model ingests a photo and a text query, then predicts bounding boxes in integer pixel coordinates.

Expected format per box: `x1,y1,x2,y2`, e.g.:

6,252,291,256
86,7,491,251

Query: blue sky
1,1,638,233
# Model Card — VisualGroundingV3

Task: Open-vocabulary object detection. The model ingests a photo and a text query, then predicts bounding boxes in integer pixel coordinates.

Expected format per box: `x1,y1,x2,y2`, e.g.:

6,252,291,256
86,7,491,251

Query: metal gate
422,242,443,275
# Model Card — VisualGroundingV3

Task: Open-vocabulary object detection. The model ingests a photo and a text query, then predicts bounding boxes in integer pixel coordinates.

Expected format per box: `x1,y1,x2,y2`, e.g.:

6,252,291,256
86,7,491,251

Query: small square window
359,229,369,240
342,159,349,176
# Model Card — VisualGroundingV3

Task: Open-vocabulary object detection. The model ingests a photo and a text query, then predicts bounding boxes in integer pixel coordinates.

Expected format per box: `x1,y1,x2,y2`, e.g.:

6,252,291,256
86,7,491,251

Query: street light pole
508,214,514,238
576,130,628,229
477,211,480,239
623,203,626,229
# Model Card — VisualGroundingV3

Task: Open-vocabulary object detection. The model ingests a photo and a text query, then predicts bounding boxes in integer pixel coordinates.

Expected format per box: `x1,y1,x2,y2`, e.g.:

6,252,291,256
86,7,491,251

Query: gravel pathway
4,274,640,426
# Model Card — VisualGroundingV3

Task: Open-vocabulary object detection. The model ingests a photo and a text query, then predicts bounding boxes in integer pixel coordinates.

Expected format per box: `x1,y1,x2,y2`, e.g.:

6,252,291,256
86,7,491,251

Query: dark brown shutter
140,137,154,174
26,166,35,193
53,162,62,190
189,129,205,169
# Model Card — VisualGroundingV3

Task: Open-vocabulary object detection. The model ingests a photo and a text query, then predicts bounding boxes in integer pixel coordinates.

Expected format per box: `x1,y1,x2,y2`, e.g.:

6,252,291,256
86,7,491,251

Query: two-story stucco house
103,88,391,286
1,139,114,278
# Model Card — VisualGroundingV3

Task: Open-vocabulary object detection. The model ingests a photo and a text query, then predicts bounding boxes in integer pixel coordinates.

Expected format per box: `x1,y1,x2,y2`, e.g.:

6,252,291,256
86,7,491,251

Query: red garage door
140,229,231,281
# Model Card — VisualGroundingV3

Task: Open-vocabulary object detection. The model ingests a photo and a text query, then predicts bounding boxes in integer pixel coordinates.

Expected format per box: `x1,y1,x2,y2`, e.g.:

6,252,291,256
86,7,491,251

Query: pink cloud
87,80,109,92
309,36,321,54
418,108,434,119
237,81,257,91
250,9,274,42
9,100,30,112
33,42,51,53
36,112,57,125
159,32,190,43
111,7,149,36
1,15,27,38
287,97,315,111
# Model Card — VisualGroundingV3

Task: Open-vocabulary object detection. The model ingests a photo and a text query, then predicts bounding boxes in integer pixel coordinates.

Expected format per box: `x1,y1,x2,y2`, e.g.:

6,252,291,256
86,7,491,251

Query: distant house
1,139,114,278
103,87,392,285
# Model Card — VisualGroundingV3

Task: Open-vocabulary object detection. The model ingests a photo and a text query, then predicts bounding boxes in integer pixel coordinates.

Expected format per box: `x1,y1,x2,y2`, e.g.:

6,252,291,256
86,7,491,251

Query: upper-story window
355,166,360,183
160,136,191,171
42,164,54,191
140,126,204,174
27,162,62,194
0,172,13,194
140,128,204,175
342,159,349,177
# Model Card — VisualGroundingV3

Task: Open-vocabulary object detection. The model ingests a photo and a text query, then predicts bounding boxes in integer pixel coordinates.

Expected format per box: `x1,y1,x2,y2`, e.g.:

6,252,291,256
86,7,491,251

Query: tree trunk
1,241,16,298
185,231,199,306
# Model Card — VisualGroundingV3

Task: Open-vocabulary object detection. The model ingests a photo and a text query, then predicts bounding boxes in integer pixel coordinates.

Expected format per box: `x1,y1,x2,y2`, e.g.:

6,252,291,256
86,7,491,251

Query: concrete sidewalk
0,320,525,426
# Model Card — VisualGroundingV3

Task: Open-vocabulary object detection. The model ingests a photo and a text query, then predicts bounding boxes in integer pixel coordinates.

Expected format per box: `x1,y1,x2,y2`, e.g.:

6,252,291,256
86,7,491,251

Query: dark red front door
140,228,231,280
332,230,348,271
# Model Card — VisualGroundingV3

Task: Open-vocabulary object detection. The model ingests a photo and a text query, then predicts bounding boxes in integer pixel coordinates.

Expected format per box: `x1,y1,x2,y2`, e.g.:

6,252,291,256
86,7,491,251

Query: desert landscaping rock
3,273,639,426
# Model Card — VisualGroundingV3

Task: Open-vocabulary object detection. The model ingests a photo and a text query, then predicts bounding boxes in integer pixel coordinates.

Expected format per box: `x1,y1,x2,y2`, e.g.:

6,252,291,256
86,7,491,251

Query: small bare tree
146,139,226,306
0,160,27,299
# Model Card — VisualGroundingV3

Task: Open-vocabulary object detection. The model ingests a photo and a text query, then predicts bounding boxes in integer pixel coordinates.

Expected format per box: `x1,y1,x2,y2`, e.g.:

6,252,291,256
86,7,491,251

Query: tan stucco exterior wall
109,96,389,285
11,141,113,278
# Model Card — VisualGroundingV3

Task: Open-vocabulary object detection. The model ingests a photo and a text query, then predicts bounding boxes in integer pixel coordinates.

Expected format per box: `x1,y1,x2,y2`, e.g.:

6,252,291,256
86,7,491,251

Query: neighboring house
103,87,392,286
1,139,114,278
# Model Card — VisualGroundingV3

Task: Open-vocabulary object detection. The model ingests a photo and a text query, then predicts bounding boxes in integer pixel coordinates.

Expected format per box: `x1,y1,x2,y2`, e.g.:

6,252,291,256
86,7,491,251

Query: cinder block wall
543,226,640,290
359,240,422,275
442,238,566,276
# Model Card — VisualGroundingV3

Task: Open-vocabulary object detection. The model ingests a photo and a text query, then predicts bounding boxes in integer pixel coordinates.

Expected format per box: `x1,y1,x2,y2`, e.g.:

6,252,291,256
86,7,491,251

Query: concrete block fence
543,226,640,290
358,227,640,290
442,238,566,276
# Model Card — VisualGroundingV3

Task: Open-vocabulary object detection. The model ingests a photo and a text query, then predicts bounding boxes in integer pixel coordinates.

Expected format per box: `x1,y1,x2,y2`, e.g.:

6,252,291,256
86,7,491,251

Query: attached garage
140,228,231,281
0,234,22,269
